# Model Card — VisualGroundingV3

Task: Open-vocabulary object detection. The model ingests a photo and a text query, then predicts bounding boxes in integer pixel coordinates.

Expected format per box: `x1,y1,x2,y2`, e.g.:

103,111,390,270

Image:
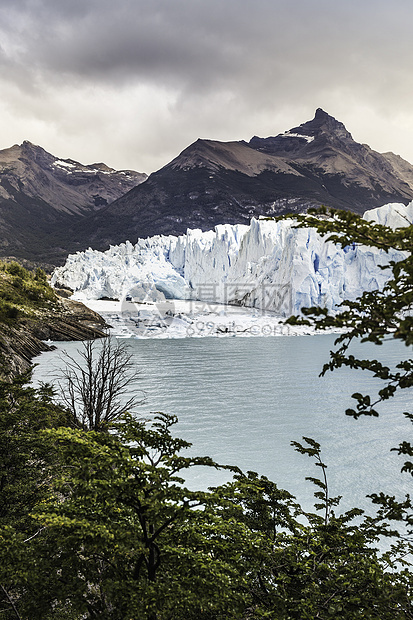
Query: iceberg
51,202,412,316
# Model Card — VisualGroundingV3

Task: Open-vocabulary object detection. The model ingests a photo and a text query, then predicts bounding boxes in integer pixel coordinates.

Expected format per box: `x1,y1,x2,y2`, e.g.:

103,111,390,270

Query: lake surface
32,334,412,515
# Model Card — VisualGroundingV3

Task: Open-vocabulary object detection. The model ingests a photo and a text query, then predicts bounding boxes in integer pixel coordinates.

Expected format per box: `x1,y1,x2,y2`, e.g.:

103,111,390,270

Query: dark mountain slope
0,141,146,262
73,109,413,251
249,108,413,205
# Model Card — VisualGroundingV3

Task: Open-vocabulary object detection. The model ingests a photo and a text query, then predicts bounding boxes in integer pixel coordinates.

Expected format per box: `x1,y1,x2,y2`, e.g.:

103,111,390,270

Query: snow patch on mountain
281,132,315,143
53,160,76,169
51,202,412,316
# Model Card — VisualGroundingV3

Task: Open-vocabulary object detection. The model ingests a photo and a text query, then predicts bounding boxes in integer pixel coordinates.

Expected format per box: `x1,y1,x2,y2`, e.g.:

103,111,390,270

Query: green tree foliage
1,209,413,617
0,260,56,325
31,414,251,619
0,373,69,528
286,207,413,537
0,374,72,619
214,438,412,619
0,376,412,619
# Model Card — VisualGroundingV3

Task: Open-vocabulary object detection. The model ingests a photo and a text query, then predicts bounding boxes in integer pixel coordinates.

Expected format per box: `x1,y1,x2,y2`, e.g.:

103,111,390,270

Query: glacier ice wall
51,202,412,316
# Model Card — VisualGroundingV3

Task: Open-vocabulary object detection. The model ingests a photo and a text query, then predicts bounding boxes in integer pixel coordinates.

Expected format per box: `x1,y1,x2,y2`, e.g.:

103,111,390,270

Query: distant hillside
0,141,146,263
70,108,413,252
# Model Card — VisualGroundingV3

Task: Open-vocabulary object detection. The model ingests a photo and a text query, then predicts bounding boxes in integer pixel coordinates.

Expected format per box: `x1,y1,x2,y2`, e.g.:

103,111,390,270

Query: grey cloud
3,0,412,93
0,0,413,171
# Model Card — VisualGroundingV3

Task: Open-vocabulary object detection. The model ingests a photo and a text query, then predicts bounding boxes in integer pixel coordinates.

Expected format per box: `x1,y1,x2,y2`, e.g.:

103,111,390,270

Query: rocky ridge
0,297,108,378
0,141,146,263
0,299,107,378
70,109,413,251
0,262,108,377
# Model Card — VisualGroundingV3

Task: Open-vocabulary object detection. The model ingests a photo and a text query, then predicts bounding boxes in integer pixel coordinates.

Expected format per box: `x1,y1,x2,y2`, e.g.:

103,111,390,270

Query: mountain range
0,140,146,263
2,108,413,265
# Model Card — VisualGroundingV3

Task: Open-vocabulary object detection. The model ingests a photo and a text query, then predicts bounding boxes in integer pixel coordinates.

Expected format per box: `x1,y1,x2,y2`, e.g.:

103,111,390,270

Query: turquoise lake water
32,333,412,515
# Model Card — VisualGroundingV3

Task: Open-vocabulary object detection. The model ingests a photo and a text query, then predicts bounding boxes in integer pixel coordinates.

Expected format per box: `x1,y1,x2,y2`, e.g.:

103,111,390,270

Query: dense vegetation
0,211,412,618
0,260,59,378
0,261,56,325
0,261,107,379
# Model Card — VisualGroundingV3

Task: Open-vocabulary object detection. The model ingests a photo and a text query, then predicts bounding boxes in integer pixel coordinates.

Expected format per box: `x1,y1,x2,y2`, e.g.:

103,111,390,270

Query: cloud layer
0,0,412,172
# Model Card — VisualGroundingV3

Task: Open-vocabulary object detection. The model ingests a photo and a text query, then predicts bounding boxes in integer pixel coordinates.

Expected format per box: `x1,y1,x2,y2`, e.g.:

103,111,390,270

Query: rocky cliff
0,262,107,378
0,297,108,378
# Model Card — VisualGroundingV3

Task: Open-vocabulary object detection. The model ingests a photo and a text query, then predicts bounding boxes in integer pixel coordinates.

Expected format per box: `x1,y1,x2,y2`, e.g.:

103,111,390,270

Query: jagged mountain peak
249,108,353,156
18,140,58,168
18,140,51,157
295,108,353,140
0,140,48,162
20,140,39,149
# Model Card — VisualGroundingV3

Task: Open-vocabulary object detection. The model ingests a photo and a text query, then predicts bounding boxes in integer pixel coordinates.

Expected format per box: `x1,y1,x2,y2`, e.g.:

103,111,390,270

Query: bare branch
0,584,22,620
55,339,145,431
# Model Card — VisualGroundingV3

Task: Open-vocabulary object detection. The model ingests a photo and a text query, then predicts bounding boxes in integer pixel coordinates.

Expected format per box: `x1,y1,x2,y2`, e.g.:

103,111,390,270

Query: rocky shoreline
0,296,108,378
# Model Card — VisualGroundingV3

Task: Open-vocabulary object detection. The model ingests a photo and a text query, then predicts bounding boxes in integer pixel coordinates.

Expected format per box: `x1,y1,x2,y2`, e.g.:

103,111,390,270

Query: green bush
0,260,57,321
34,268,47,283
6,262,29,280
0,300,19,322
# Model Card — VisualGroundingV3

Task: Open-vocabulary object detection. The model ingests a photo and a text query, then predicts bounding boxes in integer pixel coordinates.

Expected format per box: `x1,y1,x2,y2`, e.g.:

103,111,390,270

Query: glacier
51,202,413,316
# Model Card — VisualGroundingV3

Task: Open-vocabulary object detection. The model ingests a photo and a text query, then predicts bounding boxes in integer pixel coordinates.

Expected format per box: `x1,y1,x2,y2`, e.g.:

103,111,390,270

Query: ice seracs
363,201,413,228
51,202,412,316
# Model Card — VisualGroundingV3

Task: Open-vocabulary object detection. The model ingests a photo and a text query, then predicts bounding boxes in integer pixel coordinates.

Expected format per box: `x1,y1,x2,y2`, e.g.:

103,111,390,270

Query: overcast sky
0,0,412,173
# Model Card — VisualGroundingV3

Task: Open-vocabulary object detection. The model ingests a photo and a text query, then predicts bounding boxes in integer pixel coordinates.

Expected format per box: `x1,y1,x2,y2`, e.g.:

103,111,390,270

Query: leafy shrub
34,268,47,283
6,262,29,280
0,300,19,322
